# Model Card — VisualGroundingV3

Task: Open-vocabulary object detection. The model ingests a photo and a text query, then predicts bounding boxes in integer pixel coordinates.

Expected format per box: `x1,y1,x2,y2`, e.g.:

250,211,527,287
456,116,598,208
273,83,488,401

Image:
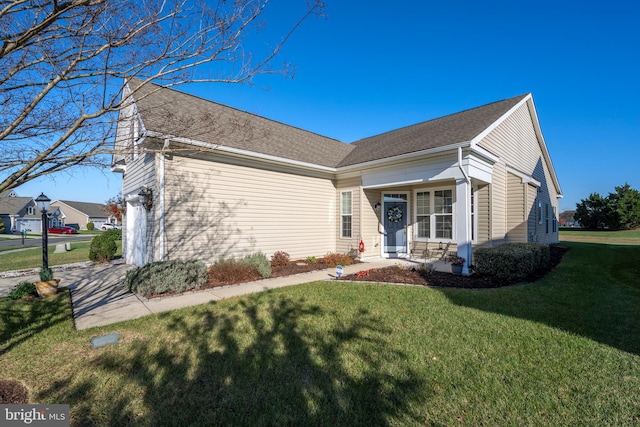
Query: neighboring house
50,200,113,230
0,191,64,233
113,79,562,274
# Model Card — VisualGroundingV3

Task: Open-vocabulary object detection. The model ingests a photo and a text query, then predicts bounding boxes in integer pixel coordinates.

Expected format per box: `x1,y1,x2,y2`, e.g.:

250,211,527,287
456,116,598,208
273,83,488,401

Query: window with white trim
552,206,557,233
414,188,453,240
434,190,453,239
340,191,352,238
27,206,34,215
416,191,430,238
545,203,549,233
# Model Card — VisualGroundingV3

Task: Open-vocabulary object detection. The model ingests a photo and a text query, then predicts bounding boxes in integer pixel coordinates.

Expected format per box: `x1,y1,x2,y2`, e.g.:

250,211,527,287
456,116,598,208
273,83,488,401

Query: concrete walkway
0,257,441,330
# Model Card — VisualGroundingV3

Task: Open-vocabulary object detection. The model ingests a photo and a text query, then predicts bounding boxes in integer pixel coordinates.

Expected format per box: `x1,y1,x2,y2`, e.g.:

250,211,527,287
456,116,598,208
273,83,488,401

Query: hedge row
125,260,208,297
474,243,550,282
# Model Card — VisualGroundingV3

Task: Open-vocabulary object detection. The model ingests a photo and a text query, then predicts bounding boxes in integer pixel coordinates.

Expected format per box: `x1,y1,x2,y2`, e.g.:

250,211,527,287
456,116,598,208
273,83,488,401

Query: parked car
65,223,80,231
48,226,78,234
101,223,122,230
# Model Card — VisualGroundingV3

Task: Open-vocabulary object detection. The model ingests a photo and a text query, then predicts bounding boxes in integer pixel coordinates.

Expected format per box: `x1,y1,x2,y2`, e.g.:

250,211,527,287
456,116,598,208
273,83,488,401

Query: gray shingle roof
0,197,32,215
129,78,354,168
55,201,108,218
128,79,528,168
337,94,528,167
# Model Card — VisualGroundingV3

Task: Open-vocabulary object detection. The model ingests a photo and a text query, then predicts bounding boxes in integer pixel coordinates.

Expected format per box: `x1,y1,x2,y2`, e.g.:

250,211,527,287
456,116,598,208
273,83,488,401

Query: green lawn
560,227,640,244
0,241,122,271
1,240,639,426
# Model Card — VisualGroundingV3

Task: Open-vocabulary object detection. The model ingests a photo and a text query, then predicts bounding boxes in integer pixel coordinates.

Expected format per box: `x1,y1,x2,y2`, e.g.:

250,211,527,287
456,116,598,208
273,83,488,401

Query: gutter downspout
158,138,170,261
458,147,472,270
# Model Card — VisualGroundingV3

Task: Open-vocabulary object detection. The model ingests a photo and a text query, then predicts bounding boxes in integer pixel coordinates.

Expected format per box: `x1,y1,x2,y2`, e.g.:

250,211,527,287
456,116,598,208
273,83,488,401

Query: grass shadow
38,292,430,425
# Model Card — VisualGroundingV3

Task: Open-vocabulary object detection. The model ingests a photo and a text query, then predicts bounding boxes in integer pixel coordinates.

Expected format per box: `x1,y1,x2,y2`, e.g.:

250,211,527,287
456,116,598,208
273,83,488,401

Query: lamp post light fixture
35,193,51,272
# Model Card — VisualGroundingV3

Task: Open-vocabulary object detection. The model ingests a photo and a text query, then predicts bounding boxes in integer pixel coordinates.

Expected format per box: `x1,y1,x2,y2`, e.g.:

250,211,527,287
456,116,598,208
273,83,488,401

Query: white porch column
455,178,472,275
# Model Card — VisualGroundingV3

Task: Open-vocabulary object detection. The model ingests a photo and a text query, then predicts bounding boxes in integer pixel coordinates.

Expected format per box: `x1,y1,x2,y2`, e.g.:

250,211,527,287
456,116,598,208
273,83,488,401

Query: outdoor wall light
374,201,381,211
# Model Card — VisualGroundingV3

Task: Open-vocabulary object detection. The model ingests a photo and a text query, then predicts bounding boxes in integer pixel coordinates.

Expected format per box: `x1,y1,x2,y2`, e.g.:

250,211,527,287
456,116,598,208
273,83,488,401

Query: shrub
125,260,207,297
305,256,318,263
322,252,354,267
86,222,95,231
89,233,117,262
103,228,122,240
474,243,550,282
242,252,271,278
39,267,54,281
270,251,290,267
8,281,37,300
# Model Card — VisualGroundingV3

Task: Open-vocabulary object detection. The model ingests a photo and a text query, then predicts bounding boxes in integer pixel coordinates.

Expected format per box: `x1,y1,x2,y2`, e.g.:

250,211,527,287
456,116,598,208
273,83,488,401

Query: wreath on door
387,206,403,222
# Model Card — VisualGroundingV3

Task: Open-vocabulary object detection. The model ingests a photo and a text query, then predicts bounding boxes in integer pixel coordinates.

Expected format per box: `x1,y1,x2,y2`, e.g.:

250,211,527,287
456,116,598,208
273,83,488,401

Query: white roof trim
362,179,424,189
506,166,541,187
470,94,532,146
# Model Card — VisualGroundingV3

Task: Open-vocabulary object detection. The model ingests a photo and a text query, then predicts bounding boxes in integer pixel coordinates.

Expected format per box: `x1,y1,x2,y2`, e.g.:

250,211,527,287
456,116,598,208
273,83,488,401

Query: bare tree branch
0,0,325,193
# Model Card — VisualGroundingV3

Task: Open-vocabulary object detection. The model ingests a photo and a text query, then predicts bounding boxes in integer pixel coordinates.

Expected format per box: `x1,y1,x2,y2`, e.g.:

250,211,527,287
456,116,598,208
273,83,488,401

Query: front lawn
0,241,122,272
1,241,639,425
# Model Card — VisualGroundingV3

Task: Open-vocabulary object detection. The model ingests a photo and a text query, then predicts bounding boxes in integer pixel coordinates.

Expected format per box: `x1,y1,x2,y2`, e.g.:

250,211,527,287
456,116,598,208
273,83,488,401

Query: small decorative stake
91,333,121,349
335,265,343,278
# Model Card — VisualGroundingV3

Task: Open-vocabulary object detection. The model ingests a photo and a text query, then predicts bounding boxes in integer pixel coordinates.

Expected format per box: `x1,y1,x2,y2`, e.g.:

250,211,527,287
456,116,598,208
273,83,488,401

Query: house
50,200,113,230
0,191,64,233
113,79,562,274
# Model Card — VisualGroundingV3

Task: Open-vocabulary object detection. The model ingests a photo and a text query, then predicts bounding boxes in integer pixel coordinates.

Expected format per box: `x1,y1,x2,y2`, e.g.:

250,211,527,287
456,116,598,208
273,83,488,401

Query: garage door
16,218,41,233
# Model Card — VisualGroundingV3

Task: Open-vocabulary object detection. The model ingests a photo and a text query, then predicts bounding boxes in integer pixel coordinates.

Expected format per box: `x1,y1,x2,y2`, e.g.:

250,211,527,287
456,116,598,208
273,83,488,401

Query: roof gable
0,197,33,215
128,78,354,168
52,200,108,218
337,94,528,167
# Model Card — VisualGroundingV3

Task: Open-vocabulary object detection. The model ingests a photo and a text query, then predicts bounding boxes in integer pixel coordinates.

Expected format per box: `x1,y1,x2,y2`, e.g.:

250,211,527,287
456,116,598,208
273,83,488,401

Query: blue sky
17,0,639,212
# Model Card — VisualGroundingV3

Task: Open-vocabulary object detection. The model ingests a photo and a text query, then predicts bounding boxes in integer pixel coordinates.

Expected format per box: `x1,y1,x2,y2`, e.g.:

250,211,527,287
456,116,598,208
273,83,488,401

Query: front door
384,197,407,255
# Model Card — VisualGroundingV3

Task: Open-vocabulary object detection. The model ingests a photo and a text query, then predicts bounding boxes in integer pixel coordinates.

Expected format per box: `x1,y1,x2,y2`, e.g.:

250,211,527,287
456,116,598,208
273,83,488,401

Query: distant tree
0,220,5,233
607,183,640,230
0,0,324,193
105,194,124,223
575,183,640,230
575,193,610,229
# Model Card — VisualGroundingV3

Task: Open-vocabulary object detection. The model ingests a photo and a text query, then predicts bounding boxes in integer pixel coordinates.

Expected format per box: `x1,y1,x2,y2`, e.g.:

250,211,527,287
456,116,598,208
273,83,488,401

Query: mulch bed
338,245,570,289
0,379,29,404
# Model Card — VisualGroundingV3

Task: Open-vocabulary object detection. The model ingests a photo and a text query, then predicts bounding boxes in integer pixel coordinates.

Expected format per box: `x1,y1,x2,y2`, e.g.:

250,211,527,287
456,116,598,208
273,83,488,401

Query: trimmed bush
86,222,95,231
39,267,54,281
103,228,122,240
125,260,207,297
322,252,354,267
89,233,117,262
270,251,290,267
242,252,271,278
8,281,37,300
474,243,550,282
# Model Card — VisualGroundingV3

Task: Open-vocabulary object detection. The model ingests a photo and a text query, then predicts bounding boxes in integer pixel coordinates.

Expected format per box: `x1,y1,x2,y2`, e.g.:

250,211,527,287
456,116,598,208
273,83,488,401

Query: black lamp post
35,193,51,272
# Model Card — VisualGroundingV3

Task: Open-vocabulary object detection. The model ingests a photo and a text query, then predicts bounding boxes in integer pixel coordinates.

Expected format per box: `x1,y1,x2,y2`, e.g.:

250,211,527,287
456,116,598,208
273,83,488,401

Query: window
545,203,549,233
27,206,34,215
537,201,542,224
416,192,430,238
552,206,557,233
434,190,453,239
340,191,352,238
414,188,453,240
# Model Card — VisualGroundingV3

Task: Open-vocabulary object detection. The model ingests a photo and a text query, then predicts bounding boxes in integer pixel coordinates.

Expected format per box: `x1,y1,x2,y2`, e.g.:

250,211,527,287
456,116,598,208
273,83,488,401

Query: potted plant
447,255,465,275
35,267,60,297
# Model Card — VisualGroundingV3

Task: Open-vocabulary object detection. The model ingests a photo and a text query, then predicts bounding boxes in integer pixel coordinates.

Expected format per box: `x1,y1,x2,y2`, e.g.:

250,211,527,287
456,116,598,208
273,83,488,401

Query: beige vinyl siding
527,184,538,242
50,203,88,229
478,102,561,245
361,188,382,257
490,161,507,243
335,177,361,255
506,172,526,242
122,151,157,263
163,155,336,263
475,184,491,246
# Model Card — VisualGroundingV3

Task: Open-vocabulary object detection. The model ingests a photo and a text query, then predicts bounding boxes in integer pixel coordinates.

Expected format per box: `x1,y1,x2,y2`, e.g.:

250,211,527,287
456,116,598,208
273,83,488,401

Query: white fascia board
146,132,336,173
362,179,424,189
506,166,541,187
469,144,500,163
470,94,532,146
525,96,563,197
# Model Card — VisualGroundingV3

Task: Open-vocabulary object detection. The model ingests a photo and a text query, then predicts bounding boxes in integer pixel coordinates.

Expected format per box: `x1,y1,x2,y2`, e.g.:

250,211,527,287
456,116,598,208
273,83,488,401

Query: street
0,234,95,250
